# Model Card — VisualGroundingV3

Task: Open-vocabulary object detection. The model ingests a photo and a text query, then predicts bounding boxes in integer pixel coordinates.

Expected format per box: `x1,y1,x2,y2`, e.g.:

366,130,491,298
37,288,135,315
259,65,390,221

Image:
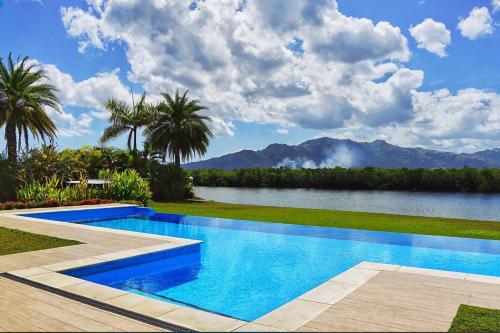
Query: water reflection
195,187,500,221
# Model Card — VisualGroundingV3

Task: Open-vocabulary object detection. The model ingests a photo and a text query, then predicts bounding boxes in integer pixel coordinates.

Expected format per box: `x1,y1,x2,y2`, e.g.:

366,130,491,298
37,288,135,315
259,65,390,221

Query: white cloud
43,65,130,110
458,7,494,40
58,0,500,151
493,0,500,13
321,88,500,152
209,118,235,137
409,18,451,57
32,60,131,137
59,0,413,131
276,128,289,135
61,6,106,52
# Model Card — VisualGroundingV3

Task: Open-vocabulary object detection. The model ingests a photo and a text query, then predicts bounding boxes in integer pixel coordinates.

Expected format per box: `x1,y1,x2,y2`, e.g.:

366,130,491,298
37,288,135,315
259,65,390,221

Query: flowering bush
0,199,112,211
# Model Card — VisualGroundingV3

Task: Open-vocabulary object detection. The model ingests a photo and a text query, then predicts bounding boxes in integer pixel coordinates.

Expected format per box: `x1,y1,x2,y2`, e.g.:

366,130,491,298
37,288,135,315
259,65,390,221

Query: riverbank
153,201,500,240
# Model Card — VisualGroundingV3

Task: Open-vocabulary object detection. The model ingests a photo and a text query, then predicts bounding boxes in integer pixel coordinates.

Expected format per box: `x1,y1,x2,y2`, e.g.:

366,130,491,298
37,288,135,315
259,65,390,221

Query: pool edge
4,205,500,332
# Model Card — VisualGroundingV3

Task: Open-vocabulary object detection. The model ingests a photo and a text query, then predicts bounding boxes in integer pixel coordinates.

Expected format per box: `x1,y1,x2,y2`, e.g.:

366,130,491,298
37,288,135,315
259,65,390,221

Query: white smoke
276,158,300,169
302,160,318,169
275,145,358,169
319,145,356,168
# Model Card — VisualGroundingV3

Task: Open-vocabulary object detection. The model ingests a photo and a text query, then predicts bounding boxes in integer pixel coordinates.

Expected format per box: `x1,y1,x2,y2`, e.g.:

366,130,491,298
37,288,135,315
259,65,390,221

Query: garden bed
0,199,112,211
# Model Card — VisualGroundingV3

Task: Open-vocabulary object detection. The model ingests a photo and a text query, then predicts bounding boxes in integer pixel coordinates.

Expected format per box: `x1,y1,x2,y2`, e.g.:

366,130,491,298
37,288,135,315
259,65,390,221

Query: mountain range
184,137,500,170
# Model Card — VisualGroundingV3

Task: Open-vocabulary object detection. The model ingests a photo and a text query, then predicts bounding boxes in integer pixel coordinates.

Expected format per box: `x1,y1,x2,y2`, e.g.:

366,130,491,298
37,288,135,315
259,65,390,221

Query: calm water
195,186,500,221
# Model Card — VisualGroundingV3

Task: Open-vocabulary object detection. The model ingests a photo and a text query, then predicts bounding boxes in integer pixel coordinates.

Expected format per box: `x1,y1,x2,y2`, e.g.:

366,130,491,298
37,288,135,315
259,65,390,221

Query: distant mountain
184,137,500,169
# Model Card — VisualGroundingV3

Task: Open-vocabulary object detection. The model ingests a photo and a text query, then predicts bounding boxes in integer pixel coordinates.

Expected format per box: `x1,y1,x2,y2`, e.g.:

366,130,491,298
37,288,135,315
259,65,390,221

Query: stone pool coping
3,205,500,332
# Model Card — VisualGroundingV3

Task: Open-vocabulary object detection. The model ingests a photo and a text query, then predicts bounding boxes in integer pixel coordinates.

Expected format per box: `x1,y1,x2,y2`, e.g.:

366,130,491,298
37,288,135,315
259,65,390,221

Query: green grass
153,201,500,240
0,227,81,256
449,305,500,332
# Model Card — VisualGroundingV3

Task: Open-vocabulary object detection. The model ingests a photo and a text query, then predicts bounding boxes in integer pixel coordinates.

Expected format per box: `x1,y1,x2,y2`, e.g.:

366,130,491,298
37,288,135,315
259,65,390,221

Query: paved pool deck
0,205,499,332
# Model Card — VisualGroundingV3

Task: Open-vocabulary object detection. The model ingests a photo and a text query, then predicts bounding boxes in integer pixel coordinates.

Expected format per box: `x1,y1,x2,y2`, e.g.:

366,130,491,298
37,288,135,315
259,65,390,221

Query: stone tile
26,272,84,288
356,261,400,271
9,267,51,277
41,257,104,272
466,274,500,285
157,307,246,332
299,313,406,332
468,296,500,310
299,281,357,304
233,322,287,332
254,299,329,331
330,267,380,285
106,293,180,317
396,266,467,280
92,249,148,261
62,281,128,301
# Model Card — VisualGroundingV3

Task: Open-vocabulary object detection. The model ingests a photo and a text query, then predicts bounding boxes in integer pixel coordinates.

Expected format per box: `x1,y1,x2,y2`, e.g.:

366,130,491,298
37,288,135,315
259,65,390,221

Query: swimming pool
21,207,500,321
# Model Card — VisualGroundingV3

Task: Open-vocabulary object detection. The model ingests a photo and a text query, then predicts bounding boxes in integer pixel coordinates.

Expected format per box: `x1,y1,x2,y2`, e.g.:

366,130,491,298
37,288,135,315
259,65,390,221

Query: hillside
184,138,500,169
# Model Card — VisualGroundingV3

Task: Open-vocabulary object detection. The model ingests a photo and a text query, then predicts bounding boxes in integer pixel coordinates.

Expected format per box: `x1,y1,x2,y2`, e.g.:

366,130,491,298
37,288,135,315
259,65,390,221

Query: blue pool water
22,207,500,321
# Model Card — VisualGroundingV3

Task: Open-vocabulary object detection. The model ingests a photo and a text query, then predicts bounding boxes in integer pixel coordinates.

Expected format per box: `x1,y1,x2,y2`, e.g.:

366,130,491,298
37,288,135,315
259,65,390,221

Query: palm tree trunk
174,152,180,167
5,121,17,162
133,128,137,154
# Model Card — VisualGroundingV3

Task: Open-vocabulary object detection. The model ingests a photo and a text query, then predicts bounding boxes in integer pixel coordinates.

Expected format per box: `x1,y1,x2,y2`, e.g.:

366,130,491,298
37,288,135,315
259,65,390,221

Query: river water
195,186,500,221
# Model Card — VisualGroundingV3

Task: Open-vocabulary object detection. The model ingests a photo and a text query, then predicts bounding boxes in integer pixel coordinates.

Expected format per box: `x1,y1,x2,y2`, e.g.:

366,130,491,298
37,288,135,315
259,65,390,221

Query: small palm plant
0,54,60,162
145,90,213,167
99,92,151,154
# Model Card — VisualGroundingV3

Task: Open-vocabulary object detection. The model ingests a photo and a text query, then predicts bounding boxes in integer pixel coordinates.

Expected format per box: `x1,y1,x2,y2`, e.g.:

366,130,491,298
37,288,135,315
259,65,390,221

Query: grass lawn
0,227,81,256
449,305,500,332
153,201,500,240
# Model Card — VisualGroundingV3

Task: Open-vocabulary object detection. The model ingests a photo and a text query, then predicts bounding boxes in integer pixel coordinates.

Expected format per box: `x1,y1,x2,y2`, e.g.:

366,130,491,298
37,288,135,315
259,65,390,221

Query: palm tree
0,54,59,162
99,92,150,154
145,90,213,167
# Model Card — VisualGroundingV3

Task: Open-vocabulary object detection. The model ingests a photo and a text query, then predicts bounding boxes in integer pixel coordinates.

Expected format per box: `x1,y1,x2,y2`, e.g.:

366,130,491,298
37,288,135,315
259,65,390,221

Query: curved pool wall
21,207,500,321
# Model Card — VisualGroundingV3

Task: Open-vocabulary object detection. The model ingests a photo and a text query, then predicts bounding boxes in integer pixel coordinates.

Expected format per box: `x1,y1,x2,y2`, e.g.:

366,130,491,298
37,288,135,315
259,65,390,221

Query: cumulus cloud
43,65,130,110
58,0,500,151
59,0,413,131
493,0,500,12
321,88,500,152
209,118,235,137
458,7,494,40
33,60,131,137
409,18,451,57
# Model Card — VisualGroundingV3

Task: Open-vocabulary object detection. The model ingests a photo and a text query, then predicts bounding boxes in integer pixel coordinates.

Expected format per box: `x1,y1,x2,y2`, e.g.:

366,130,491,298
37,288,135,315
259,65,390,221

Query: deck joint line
0,272,197,332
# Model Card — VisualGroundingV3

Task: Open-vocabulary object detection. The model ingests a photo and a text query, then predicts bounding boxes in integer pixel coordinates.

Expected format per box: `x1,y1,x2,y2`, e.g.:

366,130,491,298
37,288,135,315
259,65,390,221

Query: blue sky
1,0,500,160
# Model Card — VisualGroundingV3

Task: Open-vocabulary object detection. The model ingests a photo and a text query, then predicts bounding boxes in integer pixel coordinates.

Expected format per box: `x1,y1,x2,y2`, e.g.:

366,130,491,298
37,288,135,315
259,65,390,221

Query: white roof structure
66,179,111,186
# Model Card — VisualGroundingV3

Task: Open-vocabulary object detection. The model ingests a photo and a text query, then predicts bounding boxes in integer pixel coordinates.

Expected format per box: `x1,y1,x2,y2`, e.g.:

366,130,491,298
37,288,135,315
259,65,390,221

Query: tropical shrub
99,169,152,205
16,177,97,202
149,163,194,201
17,145,86,184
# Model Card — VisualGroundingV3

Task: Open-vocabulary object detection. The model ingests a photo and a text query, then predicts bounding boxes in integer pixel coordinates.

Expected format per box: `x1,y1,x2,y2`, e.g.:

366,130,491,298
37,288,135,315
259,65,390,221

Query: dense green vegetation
449,305,500,332
190,167,500,193
0,226,80,255
0,144,193,203
15,168,152,206
153,201,500,240
0,55,213,204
